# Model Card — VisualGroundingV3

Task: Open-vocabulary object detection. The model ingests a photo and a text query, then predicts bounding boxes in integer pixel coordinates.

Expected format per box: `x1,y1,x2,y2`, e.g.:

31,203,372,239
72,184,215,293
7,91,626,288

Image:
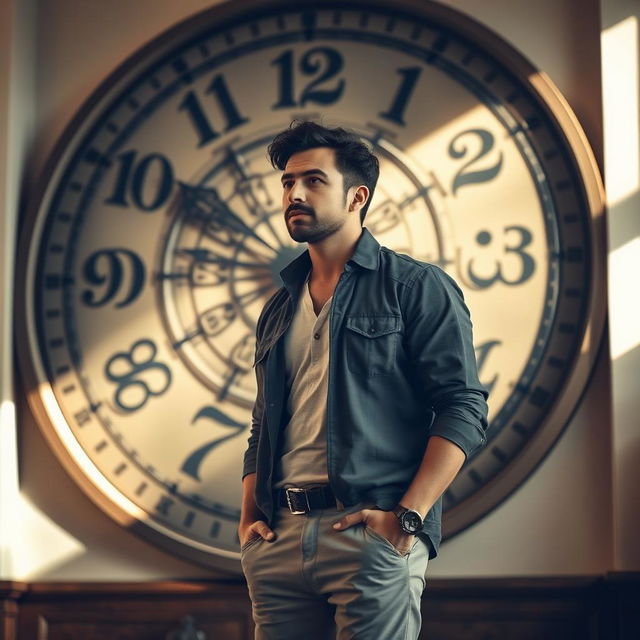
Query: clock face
18,0,604,570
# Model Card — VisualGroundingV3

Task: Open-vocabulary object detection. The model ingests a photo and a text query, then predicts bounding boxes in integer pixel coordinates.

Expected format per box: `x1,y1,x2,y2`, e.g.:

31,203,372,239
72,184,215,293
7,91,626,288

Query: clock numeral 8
105,339,172,412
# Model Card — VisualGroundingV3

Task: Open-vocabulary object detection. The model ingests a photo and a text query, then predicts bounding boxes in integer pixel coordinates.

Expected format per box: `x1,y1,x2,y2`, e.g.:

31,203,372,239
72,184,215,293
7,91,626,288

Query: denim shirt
243,227,488,558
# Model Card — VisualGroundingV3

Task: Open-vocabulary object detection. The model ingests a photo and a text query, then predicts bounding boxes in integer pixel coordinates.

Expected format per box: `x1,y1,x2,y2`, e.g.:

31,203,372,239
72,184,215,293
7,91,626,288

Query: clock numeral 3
272,47,345,108
449,128,503,195
105,339,172,412
81,248,145,308
460,226,536,289
106,150,175,211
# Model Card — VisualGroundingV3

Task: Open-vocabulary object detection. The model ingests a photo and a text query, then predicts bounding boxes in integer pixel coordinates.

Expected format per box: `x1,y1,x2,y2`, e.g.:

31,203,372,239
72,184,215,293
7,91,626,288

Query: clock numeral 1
105,151,175,211
379,67,422,126
179,74,249,147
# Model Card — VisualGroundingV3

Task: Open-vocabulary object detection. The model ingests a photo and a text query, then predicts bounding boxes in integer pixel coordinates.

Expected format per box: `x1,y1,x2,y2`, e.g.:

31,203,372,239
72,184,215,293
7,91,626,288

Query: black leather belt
278,485,337,514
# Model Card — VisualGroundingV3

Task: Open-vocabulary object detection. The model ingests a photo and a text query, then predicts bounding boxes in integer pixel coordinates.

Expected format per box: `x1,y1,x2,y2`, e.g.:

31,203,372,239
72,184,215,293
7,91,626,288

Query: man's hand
238,520,276,547
332,508,414,554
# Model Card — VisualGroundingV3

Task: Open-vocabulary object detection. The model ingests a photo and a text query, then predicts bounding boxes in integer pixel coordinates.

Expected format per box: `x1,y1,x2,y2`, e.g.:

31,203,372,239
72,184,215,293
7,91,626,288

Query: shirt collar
279,227,380,295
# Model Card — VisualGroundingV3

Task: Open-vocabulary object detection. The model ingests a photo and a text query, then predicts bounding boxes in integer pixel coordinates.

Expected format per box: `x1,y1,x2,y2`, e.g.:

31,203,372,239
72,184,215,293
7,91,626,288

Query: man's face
281,147,353,244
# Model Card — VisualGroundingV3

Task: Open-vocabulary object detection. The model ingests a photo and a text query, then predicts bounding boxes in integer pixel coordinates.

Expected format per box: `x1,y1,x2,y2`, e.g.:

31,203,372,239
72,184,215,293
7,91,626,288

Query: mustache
286,204,315,218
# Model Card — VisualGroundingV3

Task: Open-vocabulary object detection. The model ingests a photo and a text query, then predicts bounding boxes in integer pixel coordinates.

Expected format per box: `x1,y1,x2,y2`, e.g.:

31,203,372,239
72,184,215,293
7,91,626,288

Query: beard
285,204,346,244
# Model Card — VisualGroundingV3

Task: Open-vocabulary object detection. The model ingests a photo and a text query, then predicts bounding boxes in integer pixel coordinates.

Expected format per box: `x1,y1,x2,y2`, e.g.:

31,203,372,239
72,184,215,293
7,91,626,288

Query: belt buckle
285,487,310,515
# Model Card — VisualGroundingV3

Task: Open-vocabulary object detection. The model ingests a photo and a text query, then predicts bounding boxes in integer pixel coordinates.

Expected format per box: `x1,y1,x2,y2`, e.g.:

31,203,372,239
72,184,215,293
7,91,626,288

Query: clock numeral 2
105,339,172,412
105,151,174,211
272,47,345,108
449,128,503,194
179,74,249,147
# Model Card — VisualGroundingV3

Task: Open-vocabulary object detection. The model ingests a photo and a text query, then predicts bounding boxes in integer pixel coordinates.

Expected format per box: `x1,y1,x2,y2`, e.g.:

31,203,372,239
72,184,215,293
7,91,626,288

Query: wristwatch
393,505,424,534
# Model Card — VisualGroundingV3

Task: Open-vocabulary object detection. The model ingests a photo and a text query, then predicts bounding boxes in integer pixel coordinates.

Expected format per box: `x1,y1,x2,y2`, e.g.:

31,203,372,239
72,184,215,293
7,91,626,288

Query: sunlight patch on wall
609,237,640,359
601,16,639,206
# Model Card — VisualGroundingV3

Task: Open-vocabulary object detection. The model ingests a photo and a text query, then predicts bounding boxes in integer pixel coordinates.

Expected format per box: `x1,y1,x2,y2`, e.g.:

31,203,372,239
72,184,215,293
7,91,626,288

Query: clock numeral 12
179,74,249,147
272,47,345,108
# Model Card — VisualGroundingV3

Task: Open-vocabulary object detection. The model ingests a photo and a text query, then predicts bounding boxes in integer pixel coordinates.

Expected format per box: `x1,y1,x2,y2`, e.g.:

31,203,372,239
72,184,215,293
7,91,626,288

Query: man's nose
288,181,305,202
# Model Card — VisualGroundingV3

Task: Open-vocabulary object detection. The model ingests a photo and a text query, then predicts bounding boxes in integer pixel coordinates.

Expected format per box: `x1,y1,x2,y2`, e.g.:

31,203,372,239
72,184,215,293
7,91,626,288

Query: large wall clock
17,0,605,572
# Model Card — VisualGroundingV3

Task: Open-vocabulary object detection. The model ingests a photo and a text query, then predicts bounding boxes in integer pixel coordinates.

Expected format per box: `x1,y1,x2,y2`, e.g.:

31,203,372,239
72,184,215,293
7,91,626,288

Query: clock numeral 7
180,406,247,481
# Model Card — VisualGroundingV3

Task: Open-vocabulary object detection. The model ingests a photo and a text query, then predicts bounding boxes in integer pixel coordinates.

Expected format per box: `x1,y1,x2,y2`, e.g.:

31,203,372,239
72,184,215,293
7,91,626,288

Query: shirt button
314,333,320,339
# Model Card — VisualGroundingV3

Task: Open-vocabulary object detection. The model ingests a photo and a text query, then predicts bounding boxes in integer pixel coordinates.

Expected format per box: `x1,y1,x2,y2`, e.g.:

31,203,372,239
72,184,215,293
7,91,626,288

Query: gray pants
240,503,429,640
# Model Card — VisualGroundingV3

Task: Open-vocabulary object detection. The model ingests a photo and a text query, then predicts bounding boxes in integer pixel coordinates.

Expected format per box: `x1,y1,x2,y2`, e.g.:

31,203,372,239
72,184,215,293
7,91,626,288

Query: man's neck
307,225,363,283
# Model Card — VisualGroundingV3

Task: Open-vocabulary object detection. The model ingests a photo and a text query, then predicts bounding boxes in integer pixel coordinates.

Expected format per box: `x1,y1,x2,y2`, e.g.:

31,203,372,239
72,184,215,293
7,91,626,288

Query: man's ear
349,185,370,212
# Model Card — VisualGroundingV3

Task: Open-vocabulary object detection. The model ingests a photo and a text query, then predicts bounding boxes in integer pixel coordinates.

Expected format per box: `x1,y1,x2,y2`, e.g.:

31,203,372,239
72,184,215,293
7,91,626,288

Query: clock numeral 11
179,74,249,147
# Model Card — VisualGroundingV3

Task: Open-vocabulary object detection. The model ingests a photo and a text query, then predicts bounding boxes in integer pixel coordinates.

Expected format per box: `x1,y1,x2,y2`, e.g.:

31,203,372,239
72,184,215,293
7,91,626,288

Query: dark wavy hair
268,120,380,223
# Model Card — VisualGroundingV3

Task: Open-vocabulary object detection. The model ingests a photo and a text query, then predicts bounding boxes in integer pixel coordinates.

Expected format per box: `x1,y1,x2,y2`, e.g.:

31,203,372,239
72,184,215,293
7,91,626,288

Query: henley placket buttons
314,333,320,340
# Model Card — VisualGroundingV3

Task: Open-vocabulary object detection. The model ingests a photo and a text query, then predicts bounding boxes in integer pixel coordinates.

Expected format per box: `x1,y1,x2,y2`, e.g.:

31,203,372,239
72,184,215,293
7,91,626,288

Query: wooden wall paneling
419,576,603,640
0,583,28,640
16,580,253,640
1,574,639,639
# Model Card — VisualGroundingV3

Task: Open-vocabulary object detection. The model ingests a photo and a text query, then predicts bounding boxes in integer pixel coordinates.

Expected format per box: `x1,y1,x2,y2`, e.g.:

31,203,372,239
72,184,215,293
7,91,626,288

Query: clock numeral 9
180,406,247,481
81,248,145,308
272,47,345,108
449,128,503,195
106,151,175,211
105,339,172,412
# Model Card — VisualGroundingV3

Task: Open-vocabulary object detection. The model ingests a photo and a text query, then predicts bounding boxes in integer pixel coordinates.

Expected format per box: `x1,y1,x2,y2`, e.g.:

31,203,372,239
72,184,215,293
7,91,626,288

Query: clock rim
14,0,606,566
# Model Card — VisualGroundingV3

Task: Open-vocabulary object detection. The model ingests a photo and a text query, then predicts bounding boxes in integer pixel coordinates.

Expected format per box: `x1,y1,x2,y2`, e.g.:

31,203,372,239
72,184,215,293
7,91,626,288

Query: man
239,121,488,639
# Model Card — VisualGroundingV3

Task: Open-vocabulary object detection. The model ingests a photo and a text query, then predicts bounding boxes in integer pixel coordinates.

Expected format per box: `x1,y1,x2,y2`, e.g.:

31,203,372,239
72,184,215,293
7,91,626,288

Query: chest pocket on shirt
345,315,402,376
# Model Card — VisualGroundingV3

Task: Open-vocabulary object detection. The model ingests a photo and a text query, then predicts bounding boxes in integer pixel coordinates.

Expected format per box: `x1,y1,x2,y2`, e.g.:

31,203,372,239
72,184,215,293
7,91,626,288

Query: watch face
401,510,423,534
17,0,604,570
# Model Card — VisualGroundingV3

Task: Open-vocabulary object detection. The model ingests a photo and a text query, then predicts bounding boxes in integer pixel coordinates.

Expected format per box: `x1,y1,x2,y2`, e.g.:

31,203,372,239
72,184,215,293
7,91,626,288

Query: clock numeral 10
179,74,249,147
106,151,175,211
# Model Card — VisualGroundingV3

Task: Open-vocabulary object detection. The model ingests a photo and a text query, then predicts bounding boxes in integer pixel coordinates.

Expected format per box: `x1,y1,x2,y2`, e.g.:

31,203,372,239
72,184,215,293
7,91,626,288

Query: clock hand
224,147,288,252
177,181,277,253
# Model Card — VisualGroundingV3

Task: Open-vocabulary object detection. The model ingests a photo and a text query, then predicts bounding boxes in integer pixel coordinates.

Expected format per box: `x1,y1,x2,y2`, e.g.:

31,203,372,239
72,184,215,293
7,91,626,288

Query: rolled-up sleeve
402,265,489,459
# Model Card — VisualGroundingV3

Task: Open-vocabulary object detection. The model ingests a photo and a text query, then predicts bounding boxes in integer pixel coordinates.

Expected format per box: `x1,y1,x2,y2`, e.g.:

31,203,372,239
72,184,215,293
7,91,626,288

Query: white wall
2,0,624,580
